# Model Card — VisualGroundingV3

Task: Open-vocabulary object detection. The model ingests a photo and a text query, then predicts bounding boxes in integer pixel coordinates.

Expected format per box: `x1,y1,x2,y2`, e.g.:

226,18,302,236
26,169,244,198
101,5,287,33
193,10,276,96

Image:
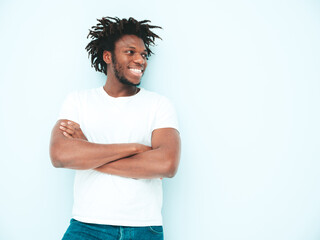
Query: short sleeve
152,96,179,132
58,91,80,123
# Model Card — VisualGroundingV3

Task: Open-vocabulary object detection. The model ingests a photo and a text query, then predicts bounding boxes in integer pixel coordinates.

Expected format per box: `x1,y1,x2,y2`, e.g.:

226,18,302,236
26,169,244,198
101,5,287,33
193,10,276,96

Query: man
49,17,181,240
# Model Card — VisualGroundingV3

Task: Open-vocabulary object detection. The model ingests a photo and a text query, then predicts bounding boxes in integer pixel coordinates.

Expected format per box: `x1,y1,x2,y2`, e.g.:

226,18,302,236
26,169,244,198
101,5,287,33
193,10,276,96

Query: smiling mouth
129,68,144,76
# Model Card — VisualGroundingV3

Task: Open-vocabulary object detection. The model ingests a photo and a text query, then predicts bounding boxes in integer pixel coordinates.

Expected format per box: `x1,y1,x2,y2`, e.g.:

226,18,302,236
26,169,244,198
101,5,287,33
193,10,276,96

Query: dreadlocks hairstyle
85,17,162,75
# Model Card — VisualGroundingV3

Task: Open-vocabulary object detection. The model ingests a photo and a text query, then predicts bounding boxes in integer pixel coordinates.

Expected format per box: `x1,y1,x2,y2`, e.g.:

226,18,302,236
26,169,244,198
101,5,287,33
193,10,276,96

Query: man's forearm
52,121,180,175
95,147,179,179
51,140,144,170
50,120,150,170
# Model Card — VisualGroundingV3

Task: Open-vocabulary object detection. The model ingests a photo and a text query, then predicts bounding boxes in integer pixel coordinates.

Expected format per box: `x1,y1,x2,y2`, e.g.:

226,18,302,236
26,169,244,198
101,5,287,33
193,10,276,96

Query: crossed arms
49,120,181,179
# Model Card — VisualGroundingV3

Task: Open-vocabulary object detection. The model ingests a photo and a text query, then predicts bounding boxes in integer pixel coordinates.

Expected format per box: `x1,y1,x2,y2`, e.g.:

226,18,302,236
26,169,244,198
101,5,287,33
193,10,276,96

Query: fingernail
61,122,66,126
59,126,65,130
68,121,72,125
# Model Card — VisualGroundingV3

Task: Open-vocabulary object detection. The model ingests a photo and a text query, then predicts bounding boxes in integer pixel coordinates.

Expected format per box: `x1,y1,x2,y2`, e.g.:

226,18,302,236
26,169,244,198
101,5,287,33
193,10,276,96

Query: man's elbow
165,168,177,178
163,157,179,178
50,143,68,168
51,159,64,168
50,151,64,168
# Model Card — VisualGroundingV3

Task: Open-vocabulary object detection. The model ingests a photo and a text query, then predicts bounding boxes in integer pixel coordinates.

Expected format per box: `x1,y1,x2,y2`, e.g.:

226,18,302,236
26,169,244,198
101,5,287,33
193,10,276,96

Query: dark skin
50,34,181,179
103,34,148,97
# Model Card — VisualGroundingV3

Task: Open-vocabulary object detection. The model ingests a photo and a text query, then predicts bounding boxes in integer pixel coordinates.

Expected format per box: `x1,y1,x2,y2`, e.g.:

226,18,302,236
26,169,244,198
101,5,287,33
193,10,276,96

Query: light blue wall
1,0,320,239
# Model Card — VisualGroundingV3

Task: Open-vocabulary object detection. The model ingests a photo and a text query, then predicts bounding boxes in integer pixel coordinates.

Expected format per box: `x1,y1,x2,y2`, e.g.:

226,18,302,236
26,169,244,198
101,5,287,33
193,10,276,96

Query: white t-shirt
59,87,179,226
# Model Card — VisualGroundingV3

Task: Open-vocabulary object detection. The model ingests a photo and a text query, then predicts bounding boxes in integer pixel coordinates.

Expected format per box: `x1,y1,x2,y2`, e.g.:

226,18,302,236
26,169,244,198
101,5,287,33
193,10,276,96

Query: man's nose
133,53,146,65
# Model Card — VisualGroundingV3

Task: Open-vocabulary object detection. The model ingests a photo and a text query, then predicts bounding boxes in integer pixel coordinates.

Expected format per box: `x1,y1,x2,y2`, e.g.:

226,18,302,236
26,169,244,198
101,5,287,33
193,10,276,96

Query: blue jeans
62,219,164,240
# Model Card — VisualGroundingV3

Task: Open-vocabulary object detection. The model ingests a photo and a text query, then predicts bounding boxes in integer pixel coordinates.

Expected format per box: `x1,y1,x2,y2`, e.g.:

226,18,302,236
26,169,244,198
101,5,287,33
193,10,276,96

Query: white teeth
130,69,142,73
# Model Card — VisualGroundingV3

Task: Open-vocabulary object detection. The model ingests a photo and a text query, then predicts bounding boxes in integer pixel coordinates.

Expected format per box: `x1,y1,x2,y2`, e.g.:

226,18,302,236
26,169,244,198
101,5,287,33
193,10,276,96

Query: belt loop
119,226,123,240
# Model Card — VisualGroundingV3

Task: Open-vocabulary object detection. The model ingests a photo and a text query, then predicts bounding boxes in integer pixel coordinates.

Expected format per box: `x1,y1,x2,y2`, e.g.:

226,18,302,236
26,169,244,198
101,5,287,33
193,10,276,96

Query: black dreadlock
85,17,162,75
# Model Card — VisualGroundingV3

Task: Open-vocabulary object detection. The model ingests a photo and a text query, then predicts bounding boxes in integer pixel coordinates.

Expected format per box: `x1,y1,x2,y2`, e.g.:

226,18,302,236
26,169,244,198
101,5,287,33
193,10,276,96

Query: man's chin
119,77,141,87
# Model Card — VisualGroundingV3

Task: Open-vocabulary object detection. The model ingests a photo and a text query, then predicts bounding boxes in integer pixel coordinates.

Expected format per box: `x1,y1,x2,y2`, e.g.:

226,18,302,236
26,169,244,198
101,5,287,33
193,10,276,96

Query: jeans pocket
148,226,163,234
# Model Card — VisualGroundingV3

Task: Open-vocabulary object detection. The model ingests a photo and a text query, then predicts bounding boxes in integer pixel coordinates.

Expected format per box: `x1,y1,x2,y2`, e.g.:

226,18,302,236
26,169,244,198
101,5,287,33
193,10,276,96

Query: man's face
111,35,148,86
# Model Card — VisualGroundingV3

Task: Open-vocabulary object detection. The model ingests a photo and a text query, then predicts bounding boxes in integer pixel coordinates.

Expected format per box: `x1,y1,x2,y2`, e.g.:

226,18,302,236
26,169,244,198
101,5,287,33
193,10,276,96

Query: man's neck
103,79,138,98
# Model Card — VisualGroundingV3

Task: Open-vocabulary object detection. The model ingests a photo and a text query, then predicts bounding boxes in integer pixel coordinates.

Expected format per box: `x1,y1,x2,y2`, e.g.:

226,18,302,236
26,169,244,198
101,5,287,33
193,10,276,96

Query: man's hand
95,128,181,179
59,120,88,141
59,120,152,155
51,119,152,169
58,120,151,154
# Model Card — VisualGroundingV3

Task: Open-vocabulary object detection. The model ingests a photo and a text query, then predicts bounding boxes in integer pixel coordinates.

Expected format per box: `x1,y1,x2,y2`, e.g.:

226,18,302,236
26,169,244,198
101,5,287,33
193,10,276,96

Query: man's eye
142,54,148,59
126,50,134,54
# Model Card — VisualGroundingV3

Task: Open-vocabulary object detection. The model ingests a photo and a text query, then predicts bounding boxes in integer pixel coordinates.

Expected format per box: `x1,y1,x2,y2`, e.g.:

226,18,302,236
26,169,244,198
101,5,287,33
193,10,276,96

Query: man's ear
103,50,112,64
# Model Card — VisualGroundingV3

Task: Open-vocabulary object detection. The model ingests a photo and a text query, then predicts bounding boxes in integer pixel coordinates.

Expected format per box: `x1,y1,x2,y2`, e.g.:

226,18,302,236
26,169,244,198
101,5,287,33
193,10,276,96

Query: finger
62,131,73,139
68,121,80,128
59,126,75,135
61,121,78,130
63,124,77,131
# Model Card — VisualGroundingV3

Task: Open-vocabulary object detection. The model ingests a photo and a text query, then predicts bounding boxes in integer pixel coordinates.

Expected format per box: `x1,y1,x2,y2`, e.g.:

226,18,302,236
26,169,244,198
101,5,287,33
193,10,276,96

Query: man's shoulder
139,88,169,102
138,89,177,114
65,87,101,100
